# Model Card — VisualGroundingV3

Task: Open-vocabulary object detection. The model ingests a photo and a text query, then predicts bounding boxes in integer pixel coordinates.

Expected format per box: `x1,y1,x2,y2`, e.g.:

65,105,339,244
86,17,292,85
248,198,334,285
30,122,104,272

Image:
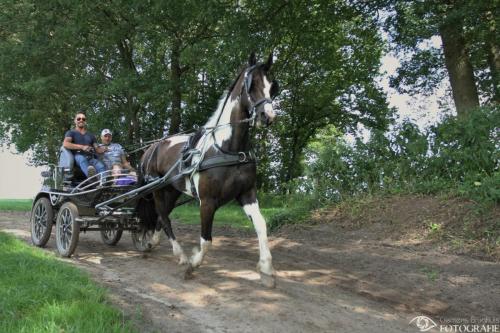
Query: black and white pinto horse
138,53,279,287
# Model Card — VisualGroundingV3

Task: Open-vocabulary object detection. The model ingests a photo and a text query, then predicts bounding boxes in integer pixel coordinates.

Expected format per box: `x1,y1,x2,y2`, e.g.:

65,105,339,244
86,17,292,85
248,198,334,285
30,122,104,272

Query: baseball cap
101,129,112,136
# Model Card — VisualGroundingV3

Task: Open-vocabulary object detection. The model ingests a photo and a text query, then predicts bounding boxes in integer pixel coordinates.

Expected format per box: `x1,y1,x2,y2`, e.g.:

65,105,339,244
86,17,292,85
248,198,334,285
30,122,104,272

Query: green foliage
266,195,320,232
304,106,500,205
0,232,137,332
0,0,390,191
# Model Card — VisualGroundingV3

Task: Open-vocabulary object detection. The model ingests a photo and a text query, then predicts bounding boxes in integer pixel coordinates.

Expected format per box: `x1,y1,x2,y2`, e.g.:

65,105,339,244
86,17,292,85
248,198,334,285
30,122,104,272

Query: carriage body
30,163,158,257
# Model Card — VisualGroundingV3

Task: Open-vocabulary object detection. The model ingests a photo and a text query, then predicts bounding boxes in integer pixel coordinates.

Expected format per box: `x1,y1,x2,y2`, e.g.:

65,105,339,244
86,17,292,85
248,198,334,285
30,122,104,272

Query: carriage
29,147,163,257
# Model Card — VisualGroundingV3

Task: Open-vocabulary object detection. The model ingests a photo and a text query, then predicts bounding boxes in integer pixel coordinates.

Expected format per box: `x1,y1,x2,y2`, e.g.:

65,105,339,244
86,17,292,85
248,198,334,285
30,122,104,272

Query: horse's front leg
239,190,276,288
185,199,215,278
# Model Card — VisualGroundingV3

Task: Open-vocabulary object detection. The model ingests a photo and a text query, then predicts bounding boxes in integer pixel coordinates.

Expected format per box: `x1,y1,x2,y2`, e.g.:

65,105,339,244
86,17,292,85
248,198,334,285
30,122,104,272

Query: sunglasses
76,117,86,121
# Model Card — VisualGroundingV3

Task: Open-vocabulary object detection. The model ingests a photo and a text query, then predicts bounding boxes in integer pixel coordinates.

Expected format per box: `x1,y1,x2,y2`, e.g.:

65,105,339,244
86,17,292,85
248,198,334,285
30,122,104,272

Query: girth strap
198,151,256,171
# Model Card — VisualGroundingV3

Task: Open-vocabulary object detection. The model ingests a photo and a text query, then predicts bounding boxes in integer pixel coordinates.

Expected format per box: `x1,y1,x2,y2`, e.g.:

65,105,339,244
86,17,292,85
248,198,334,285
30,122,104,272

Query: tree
252,0,391,191
381,0,497,117
0,0,392,195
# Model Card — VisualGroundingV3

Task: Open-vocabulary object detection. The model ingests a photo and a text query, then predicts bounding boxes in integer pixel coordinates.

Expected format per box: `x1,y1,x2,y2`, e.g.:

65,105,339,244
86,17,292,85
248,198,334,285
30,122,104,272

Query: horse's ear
249,52,257,66
264,52,273,71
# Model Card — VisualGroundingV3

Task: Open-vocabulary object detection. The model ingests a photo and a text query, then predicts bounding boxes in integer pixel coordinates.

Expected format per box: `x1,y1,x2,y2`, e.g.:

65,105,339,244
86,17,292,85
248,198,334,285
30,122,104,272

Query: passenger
99,129,137,182
63,112,106,178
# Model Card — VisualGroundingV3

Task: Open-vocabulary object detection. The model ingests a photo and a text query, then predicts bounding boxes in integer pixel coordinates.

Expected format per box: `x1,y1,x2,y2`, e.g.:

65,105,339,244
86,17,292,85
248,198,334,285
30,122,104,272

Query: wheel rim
103,225,117,240
58,208,73,251
33,202,48,240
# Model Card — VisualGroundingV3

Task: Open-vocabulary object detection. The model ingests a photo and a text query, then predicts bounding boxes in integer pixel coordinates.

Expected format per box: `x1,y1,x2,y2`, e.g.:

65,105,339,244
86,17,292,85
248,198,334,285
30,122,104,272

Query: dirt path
1,211,499,333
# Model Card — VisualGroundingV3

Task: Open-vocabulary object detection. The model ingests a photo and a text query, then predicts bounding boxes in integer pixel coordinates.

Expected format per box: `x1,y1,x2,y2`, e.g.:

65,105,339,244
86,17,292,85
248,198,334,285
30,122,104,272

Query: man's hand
82,145,92,152
95,145,107,154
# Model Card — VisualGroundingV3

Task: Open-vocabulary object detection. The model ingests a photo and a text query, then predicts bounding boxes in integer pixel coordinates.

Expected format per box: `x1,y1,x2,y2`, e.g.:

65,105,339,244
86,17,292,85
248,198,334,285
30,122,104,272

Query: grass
0,196,302,231
421,266,440,281
0,232,137,333
171,201,284,230
0,199,32,211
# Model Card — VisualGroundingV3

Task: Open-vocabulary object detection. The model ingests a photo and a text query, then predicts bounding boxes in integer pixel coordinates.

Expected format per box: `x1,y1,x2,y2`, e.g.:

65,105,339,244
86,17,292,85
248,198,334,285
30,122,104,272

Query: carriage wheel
30,197,54,247
100,224,123,246
131,227,160,252
55,202,80,257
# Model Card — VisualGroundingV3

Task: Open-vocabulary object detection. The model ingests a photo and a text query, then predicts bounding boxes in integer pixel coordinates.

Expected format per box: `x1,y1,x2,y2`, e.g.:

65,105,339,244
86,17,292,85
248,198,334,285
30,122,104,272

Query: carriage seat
58,146,86,182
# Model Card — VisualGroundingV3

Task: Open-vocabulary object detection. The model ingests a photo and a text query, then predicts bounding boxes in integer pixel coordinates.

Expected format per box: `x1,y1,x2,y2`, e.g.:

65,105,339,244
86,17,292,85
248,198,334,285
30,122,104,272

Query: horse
137,52,279,287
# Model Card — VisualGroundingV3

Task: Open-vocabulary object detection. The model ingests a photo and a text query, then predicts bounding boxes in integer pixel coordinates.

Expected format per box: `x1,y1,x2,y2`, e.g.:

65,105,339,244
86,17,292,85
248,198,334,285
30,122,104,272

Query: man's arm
120,153,135,171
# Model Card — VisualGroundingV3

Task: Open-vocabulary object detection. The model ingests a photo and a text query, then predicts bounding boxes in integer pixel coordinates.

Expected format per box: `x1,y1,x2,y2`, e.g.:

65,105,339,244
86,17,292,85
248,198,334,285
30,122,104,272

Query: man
99,128,136,179
63,112,106,177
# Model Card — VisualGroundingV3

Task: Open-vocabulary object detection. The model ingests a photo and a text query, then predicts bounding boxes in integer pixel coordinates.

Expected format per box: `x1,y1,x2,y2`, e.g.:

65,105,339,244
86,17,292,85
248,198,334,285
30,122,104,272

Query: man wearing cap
63,112,106,178
99,129,136,179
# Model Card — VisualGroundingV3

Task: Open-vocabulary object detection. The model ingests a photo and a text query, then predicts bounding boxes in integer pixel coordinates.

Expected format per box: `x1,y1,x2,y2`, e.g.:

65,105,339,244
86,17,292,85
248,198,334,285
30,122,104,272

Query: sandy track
1,211,498,333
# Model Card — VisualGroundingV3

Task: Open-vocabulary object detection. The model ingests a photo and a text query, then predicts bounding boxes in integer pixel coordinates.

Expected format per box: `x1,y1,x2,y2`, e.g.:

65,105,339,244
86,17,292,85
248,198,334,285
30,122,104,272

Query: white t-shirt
99,143,124,170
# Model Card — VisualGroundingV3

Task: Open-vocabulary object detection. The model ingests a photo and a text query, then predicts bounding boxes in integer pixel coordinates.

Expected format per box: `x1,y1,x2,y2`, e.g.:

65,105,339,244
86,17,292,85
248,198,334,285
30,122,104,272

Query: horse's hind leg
153,189,188,265
238,189,276,287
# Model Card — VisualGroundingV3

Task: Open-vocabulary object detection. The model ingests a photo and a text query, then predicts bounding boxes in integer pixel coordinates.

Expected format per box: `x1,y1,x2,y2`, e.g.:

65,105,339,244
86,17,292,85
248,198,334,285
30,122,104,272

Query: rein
210,65,272,156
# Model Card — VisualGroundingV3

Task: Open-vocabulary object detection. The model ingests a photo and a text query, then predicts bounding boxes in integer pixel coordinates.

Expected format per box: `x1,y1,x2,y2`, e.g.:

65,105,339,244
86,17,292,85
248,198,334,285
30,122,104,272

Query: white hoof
190,247,202,268
178,254,189,265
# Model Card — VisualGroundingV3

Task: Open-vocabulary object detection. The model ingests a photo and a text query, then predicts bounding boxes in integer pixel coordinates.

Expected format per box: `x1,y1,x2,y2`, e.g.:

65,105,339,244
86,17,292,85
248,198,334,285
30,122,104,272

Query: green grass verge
170,195,310,232
0,199,32,211
170,202,284,230
0,196,307,231
0,232,137,333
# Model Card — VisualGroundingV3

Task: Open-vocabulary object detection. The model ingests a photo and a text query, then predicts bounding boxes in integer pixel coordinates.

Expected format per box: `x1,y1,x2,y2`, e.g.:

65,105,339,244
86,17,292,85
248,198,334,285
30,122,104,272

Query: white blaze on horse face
190,236,211,267
262,76,276,122
243,201,274,276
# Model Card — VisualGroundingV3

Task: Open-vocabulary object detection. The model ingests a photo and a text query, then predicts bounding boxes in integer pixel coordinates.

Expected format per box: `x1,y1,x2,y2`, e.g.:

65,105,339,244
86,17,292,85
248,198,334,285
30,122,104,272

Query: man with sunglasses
62,112,106,178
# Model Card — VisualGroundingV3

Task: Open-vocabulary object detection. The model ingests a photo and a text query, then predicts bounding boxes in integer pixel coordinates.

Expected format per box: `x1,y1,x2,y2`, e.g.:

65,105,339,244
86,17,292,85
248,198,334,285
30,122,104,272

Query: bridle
242,65,273,125
209,64,274,156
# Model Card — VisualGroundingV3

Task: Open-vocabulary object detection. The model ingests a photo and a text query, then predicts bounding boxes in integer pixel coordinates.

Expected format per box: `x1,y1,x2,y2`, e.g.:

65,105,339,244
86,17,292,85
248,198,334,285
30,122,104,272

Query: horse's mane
204,66,247,129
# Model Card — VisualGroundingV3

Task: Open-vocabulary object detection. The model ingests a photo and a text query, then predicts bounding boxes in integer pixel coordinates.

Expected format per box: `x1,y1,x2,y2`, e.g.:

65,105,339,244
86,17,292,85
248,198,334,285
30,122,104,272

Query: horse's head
243,52,280,127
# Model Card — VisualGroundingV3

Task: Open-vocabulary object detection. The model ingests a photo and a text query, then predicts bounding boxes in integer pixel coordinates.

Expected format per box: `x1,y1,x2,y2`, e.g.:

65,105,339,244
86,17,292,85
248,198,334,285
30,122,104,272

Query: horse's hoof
184,263,195,280
178,256,189,265
260,272,276,288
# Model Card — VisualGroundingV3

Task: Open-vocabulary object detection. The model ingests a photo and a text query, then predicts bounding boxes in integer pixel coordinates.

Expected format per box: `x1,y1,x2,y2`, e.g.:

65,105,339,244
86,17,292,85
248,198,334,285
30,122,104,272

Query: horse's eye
270,80,280,98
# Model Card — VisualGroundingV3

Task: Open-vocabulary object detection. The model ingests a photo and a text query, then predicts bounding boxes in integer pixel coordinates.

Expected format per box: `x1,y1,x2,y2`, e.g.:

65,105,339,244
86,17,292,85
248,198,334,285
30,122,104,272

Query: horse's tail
135,171,157,231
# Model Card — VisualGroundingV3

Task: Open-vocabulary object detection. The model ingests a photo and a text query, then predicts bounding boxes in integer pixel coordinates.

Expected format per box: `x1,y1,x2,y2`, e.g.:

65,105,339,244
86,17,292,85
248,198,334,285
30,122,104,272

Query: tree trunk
439,20,480,116
169,39,182,135
485,10,500,103
117,38,141,143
